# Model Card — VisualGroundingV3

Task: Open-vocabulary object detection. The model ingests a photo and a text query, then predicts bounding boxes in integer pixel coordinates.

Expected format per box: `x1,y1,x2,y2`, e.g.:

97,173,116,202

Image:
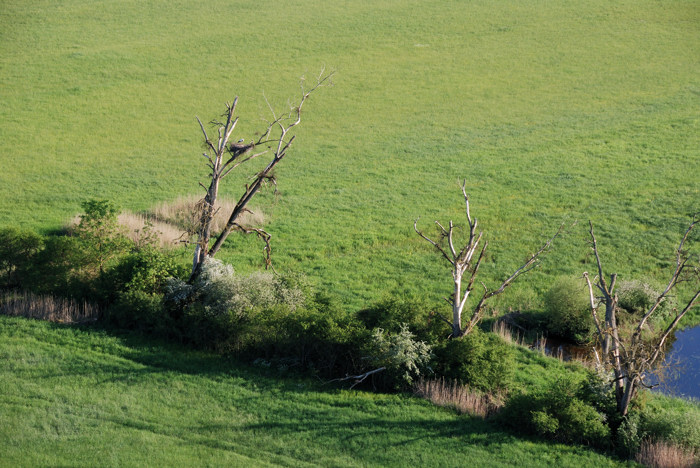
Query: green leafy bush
102,247,187,297
253,300,369,376
498,374,611,448
73,199,130,276
433,329,515,392
357,296,447,344
364,323,433,390
104,290,172,334
167,258,311,352
544,277,593,343
24,235,88,298
0,227,42,289
616,280,675,327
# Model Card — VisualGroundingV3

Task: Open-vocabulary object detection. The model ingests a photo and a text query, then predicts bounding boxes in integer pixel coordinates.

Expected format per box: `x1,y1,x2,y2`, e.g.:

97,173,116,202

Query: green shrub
104,290,173,335
544,277,593,343
24,235,88,298
101,247,187,298
616,280,675,327
433,329,515,392
254,302,369,376
616,411,643,458
0,227,42,289
364,323,433,390
73,199,130,276
498,374,611,448
641,407,700,451
356,296,447,344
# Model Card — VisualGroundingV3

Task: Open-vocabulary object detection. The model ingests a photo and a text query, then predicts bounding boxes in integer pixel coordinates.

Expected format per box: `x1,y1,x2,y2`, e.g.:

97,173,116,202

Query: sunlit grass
0,316,636,467
0,0,698,313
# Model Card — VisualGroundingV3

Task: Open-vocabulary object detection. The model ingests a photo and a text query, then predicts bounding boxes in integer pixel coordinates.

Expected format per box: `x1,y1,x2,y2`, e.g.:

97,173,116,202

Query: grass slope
0,316,635,467
1,0,698,312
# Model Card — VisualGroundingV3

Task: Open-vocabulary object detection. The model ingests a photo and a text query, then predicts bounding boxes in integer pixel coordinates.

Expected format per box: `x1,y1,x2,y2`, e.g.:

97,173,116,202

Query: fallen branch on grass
326,367,386,389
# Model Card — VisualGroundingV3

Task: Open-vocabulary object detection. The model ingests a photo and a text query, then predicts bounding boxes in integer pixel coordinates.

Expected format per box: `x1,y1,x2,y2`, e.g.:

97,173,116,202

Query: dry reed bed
635,439,698,468
0,292,99,324
414,378,504,418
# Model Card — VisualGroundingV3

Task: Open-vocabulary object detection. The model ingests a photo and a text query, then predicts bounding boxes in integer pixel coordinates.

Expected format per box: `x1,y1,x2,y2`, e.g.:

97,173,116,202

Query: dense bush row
1,200,697,464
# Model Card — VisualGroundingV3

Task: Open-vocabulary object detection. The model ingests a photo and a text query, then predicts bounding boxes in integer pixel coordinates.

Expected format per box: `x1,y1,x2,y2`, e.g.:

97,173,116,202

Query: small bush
104,290,172,335
254,301,368,376
433,329,515,393
641,408,700,452
0,227,42,289
365,323,433,390
544,277,593,343
24,235,89,298
356,296,447,344
101,247,188,299
73,199,130,276
617,280,675,327
497,374,611,448
635,439,698,468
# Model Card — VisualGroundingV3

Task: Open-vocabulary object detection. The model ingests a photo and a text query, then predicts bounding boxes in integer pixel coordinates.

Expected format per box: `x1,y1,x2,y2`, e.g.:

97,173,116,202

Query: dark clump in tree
188,69,333,283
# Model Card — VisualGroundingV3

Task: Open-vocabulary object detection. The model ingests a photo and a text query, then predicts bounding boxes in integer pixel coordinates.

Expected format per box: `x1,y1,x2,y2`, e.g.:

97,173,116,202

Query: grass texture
1,0,698,312
0,316,636,467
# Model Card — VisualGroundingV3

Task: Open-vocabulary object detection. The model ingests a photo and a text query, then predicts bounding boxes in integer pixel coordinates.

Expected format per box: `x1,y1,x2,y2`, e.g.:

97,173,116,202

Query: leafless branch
326,367,386,389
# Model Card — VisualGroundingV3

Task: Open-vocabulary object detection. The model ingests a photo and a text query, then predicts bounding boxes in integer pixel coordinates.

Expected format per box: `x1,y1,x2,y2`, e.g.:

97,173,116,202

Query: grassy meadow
0,315,640,467
1,0,699,312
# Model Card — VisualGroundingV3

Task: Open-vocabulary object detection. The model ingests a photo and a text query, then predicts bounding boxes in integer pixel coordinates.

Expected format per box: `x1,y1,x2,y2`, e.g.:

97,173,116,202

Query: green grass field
0,316,639,467
1,0,698,312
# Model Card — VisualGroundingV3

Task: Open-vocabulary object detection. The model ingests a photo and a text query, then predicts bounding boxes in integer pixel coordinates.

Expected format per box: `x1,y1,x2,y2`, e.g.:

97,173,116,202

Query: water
651,325,700,400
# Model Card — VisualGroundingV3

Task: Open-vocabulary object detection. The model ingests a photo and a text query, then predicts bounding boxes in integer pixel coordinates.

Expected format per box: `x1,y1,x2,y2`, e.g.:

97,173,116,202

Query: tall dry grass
0,292,100,324
414,378,504,418
65,196,265,248
117,212,185,247
151,195,265,233
491,319,527,347
635,439,698,468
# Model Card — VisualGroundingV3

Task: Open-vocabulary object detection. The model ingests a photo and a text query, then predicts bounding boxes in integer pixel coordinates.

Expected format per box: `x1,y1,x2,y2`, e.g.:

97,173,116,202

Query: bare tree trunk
415,181,562,338
187,70,333,283
584,216,700,417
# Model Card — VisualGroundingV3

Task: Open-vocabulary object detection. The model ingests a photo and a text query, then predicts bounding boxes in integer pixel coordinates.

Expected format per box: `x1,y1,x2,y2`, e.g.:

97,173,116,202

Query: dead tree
415,181,562,338
189,69,333,283
583,216,700,417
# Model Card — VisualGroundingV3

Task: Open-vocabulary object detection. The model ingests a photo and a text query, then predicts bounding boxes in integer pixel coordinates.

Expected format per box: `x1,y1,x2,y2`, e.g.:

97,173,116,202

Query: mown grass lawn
1,0,698,314
0,316,638,467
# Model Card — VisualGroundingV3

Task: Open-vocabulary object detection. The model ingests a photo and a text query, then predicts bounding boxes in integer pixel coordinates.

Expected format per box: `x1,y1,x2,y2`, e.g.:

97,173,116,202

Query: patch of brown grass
0,292,100,324
414,378,504,418
117,212,185,247
65,196,266,248
491,319,527,347
151,195,265,233
635,439,698,468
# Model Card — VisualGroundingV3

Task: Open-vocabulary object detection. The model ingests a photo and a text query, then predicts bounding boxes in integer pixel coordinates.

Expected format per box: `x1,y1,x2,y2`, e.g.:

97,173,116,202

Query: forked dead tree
189,69,333,283
415,181,562,338
583,217,700,417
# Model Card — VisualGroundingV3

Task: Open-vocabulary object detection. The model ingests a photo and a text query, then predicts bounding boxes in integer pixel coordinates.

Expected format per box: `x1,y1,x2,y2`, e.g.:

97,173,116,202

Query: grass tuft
414,378,504,418
0,292,99,324
635,439,698,468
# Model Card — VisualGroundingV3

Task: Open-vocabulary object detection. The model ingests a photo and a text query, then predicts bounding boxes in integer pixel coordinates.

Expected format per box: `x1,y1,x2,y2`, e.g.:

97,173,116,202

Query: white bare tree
415,181,562,338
